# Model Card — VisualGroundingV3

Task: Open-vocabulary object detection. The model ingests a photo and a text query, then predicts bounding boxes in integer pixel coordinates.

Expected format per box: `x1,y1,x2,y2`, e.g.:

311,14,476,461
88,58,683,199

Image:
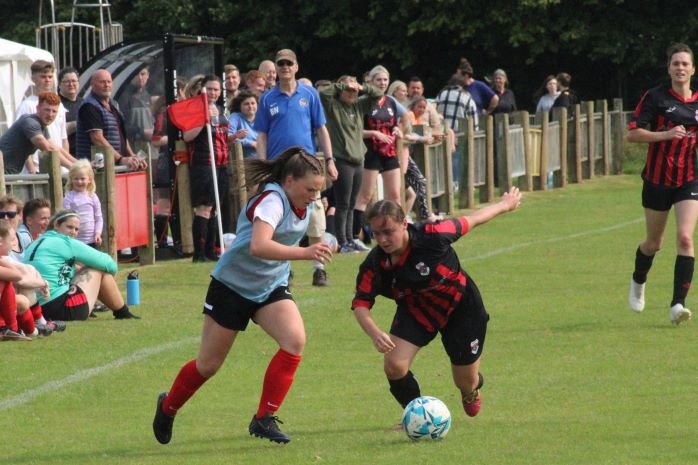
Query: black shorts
364,150,400,173
190,164,229,207
642,180,698,211
42,285,90,321
389,277,490,365
153,151,173,188
202,278,294,331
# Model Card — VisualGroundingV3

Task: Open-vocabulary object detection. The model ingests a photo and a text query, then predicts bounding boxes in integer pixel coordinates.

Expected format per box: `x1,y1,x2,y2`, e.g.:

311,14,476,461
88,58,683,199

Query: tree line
4,0,698,110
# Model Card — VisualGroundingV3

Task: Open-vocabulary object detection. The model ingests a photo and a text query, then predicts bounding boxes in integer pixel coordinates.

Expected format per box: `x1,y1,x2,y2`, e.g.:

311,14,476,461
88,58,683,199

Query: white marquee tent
0,38,55,134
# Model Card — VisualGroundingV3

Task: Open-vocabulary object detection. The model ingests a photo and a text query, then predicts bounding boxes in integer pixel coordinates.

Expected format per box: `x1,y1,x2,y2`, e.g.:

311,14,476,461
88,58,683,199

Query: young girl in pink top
63,160,103,247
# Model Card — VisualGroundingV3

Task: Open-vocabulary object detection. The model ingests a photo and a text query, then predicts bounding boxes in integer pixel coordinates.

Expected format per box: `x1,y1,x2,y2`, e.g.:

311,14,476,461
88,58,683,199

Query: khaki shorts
306,198,326,238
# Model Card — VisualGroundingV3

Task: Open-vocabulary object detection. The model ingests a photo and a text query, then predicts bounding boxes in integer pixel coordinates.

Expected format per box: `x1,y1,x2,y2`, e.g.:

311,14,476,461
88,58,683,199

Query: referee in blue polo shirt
255,48,338,287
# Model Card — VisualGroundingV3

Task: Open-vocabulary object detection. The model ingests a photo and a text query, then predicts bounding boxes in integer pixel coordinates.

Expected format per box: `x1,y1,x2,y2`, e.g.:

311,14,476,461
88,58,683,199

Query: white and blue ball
401,396,451,441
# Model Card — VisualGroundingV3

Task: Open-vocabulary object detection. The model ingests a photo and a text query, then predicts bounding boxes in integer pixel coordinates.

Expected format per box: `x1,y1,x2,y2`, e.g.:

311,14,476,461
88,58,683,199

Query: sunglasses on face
0,211,18,219
276,60,294,67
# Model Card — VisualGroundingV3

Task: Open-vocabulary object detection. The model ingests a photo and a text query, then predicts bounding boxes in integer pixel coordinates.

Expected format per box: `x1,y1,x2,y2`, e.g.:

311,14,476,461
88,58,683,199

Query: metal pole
205,124,225,254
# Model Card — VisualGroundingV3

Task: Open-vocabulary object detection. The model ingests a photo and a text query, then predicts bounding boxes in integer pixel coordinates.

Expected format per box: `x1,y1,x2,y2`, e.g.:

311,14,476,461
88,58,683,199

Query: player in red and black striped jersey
629,86,698,187
352,187,521,418
627,43,698,325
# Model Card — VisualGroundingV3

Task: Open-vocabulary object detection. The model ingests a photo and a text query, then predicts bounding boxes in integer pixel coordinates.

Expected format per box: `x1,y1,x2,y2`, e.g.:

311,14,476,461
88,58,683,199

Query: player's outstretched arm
353,307,395,354
462,186,521,230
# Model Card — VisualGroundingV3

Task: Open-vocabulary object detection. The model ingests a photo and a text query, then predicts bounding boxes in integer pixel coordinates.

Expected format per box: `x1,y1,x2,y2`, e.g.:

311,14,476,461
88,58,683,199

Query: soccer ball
401,396,452,441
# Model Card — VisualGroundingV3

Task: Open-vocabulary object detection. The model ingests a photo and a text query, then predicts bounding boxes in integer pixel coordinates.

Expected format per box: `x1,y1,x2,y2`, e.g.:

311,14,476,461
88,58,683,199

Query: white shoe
352,238,371,252
628,279,645,312
670,304,692,325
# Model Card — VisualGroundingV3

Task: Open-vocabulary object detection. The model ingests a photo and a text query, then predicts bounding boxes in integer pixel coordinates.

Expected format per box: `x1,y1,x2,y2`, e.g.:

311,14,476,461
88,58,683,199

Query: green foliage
5,1,698,108
622,139,647,175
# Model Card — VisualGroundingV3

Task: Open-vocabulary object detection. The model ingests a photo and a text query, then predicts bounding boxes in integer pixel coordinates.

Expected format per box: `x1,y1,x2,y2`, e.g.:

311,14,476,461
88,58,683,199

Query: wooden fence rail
0,97,626,264
451,98,624,208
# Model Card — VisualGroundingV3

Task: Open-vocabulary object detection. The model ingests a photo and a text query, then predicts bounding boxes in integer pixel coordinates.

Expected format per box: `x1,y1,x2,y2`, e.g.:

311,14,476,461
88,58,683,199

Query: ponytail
242,146,323,195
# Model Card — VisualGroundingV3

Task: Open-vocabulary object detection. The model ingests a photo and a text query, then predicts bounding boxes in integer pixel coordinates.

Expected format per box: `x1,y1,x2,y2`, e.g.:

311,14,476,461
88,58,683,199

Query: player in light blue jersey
153,147,331,445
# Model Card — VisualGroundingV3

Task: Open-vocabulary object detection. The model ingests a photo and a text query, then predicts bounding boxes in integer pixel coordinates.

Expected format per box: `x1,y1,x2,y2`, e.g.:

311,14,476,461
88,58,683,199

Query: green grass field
3,173,697,465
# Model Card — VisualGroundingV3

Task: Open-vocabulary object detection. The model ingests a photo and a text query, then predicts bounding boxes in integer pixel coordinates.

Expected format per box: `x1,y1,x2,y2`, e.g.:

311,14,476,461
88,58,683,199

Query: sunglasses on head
0,211,17,219
276,60,294,67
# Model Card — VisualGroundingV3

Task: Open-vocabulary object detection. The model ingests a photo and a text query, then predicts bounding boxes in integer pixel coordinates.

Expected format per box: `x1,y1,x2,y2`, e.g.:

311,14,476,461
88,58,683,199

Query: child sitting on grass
0,223,54,340
0,195,66,334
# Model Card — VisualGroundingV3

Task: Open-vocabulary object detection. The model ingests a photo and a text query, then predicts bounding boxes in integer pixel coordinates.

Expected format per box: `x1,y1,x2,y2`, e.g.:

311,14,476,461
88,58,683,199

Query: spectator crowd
0,53,579,339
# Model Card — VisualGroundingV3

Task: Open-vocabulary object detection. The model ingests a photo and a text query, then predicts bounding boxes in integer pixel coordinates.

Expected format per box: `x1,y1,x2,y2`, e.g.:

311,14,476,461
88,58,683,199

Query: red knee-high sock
30,303,44,321
18,310,35,335
161,359,209,417
0,282,19,332
256,349,302,418
0,282,8,328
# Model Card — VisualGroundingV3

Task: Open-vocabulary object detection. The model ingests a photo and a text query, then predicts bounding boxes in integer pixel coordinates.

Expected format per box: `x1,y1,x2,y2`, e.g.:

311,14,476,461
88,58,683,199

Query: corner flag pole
205,117,226,255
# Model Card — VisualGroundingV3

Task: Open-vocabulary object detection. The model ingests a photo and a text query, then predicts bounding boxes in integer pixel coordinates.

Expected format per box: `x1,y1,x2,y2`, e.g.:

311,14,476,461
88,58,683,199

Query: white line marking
466,217,643,261
0,336,198,411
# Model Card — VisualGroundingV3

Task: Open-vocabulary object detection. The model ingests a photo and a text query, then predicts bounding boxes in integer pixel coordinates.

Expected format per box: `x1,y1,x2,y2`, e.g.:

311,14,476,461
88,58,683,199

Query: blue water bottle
127,270,140,305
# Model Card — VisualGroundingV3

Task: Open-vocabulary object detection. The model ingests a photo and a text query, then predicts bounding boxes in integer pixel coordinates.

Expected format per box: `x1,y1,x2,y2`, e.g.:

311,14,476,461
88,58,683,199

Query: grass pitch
3,174,697,465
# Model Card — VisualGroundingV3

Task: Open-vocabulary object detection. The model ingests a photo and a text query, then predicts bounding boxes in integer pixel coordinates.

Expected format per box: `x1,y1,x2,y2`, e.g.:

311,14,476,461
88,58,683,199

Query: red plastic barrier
115,171,149,249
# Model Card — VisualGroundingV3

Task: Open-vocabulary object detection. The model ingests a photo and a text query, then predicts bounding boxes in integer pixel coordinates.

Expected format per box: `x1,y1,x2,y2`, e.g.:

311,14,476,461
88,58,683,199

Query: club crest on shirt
415,262,430,276
58,263,72,286
470,338,480,355
299,98,309,108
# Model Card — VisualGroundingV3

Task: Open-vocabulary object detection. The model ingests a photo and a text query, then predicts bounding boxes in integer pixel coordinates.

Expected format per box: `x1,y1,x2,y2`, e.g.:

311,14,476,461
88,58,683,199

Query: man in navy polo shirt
255,49,338,287
76,69,146,171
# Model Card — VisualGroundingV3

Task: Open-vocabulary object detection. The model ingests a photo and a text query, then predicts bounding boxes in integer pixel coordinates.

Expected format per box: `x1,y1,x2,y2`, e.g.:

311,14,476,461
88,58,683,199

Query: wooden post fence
612,98,624,174
465,117,475,208
598,99,610,176
40,149,63,210
102,145,117,259
558,107,568,187
540,113,550,190
175,140,194,255
484,115,495,202
586,101,595,179
141,145,155,266
574,104,583,182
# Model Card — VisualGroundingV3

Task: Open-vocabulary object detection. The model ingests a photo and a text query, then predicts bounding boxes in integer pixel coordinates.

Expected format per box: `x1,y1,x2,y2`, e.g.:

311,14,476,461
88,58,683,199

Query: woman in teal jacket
24,210,139,321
